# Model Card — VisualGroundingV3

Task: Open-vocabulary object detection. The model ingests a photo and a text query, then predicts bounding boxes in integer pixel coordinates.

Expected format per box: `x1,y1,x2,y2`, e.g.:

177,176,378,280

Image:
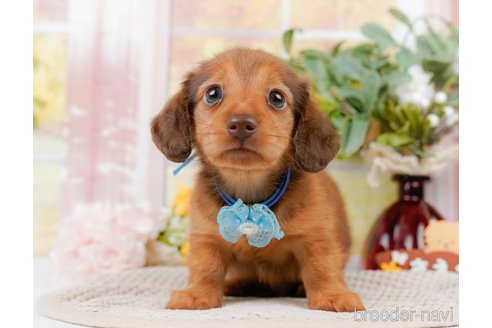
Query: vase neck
394,175,429,202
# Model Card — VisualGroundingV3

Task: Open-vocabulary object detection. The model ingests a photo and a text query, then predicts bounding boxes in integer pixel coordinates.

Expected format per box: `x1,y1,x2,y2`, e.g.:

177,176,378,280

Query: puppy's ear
294,93,340,172
151,88,192,163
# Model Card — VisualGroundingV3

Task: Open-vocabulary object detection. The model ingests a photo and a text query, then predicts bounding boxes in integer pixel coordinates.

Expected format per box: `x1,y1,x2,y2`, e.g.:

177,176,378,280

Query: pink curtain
61,0,171,217
425,0,459,221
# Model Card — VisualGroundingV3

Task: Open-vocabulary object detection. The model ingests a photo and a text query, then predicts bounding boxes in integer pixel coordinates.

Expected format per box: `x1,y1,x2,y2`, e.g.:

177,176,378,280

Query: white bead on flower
391,250,408,266
444,106,455,116
434,91,448,104
427,113,440,127
239,222,259,235
444,106,459,126
410,257,429,272
432,258,449,272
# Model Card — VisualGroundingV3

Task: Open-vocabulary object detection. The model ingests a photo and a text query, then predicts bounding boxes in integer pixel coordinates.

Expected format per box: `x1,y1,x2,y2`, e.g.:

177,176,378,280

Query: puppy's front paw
308,291,365,312
165,289,222,310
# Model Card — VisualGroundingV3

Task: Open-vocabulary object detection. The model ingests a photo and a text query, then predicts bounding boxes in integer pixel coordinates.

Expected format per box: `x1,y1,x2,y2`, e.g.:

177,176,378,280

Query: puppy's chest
229,237,294,265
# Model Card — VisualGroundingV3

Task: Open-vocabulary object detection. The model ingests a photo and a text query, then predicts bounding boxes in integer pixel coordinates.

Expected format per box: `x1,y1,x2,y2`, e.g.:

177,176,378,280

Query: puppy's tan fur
151,49,365,312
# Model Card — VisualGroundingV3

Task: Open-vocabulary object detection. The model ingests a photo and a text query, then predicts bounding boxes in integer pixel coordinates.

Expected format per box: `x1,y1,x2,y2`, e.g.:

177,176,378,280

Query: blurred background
33,0,458,261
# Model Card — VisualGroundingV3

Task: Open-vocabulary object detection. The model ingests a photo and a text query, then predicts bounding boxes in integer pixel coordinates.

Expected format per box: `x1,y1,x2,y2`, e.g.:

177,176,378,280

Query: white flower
444,106,455,116
432,258,449,272
394,65,435,109
427,113,440,127
444,106,459,126
420,98,431,109
434,91,447,104
168,215,182,229
391,250,408,266
145,240,183,266
51,203,168,283
410,257,429,272
167,234,179,245
447,114,459,126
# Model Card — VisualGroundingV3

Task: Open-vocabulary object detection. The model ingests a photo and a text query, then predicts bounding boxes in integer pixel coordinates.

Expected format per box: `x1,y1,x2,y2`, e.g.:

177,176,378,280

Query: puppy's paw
165,289,222,310
308,290,365,312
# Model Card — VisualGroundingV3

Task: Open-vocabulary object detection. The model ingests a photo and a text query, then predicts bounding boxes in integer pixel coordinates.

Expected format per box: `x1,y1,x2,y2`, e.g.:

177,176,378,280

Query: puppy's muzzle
227,114,257,141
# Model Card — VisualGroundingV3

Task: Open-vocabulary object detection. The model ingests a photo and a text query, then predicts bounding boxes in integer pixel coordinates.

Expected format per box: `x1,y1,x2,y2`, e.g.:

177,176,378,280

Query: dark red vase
363,174,445,270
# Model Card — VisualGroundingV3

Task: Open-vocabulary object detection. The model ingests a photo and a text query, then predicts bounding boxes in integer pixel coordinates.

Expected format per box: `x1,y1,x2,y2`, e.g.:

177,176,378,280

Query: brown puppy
151,48,365,312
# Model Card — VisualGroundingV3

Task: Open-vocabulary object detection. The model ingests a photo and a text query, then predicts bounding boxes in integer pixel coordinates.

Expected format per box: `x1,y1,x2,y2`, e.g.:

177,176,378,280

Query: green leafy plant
283,8,458,159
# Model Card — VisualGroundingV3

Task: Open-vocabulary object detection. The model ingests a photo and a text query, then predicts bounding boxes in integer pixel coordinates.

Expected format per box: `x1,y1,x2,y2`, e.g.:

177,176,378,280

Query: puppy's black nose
227,114,257,140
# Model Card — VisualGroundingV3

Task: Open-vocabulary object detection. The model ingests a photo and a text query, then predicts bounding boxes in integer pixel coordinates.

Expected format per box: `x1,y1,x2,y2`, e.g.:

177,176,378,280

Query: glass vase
363,174,445,270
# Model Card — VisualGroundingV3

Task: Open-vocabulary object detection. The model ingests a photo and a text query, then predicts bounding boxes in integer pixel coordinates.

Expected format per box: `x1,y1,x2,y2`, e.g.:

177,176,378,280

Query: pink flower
51,203,167,283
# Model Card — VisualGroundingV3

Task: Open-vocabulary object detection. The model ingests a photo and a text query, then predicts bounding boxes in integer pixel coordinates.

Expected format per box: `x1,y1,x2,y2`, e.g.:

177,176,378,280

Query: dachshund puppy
151,48,365,312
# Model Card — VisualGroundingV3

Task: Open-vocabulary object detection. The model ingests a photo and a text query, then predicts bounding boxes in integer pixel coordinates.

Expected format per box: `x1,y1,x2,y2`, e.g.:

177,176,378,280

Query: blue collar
215,168,291,208
215,168,290,247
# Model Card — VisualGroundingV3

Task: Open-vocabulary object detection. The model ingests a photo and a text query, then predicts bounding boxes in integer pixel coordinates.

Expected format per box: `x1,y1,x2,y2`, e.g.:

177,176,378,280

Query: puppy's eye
268,90,286,110
205,86,223,104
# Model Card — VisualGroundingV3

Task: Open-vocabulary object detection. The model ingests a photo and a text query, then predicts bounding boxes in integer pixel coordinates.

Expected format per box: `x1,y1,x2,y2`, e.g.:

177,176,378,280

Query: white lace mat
37,266,458,328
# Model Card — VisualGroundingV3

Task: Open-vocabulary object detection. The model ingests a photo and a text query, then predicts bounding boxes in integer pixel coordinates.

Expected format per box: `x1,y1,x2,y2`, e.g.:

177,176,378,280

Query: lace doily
37,266,458,328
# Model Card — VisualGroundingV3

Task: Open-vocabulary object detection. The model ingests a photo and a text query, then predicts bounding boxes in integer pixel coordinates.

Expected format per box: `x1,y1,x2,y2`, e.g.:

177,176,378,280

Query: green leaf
316,95,337,114
341,116,370,156
336,86,363,102
337,117,351,156
427,25,447,49
300,53,334,102
383,71,411,86
326,60,344,86
368,55,390,70
360,71,382,112
389,8,413,30
350,43,384,69
351,43,377,58
361,23,396,50
404,105,421,135
345,98,365,114
390,105,407,126
450,26,459,45
426,25,456,61
395,47,417,68
333,55,365,79
396,121,411,134
300,49,328,59
287,57,306,73
282,28,302,56
377,132,414,147
442,73,457,92
422,59,454,88
329,111,346,130
447,91,459,107
330,41,345,56
416,35,434,58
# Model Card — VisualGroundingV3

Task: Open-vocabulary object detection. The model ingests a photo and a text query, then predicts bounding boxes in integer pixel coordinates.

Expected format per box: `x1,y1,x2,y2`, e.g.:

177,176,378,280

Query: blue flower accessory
216,168,290,248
